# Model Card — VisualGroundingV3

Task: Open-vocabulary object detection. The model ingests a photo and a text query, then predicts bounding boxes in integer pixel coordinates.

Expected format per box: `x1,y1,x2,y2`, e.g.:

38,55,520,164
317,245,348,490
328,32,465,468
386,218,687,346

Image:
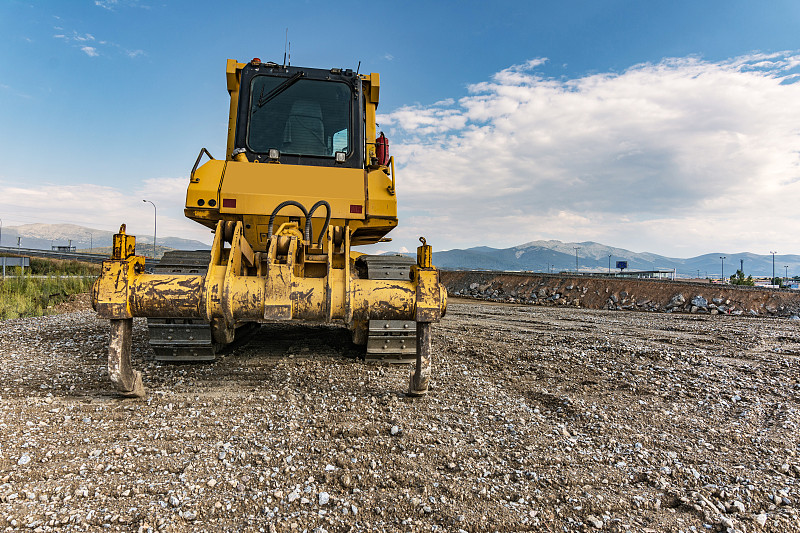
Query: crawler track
147,250,217,362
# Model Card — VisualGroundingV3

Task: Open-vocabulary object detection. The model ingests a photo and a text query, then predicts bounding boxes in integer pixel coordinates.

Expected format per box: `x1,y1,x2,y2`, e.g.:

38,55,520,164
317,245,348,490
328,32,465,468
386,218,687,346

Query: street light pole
785,265,789,285
770,251,777,285
573,247,580,273
143,200,157,260
720,256,726,283
608,255,611,274
0,217,3,246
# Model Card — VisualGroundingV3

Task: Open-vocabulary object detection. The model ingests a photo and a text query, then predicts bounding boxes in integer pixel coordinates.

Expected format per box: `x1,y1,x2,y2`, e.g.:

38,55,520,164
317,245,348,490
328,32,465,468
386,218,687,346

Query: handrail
387,156,396,196
190,148,214,182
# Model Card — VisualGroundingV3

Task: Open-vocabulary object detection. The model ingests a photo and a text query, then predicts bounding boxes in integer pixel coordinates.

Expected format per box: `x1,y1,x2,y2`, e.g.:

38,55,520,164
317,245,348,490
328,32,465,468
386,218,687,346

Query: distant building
564,269,676,280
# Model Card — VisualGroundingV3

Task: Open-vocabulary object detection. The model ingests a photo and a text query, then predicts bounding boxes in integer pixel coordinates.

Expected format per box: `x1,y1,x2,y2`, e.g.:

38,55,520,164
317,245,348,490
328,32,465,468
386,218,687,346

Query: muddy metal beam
92,223,446,398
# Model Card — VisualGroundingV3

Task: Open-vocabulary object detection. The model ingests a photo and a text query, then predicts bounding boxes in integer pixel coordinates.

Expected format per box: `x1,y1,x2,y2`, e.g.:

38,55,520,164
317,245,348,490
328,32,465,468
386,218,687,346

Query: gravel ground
2,298,800,532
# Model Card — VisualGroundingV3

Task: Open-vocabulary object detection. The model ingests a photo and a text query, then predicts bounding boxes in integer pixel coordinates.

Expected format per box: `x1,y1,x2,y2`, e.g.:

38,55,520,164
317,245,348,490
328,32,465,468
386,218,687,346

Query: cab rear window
247,77,351,157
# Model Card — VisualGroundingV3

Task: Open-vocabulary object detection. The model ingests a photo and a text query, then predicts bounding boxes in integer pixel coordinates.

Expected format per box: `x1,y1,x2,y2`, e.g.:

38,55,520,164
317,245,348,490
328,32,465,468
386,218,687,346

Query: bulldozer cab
233,63,362,167
183,58,397,249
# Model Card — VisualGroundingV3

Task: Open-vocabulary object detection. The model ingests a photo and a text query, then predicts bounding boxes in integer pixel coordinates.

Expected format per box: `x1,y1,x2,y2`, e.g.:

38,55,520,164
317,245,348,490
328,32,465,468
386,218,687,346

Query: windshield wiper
255,71,304,111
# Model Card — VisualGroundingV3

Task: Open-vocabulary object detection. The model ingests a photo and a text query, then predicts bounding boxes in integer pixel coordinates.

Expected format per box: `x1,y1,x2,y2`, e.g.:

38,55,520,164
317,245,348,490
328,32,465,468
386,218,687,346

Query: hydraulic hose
306,200,331,247
267,201,311,241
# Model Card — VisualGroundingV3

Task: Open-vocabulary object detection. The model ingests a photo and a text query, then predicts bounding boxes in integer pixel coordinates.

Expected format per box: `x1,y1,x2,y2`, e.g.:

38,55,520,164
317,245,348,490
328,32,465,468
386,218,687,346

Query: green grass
0,257,100,319
0,274,95,320
28,257,101,276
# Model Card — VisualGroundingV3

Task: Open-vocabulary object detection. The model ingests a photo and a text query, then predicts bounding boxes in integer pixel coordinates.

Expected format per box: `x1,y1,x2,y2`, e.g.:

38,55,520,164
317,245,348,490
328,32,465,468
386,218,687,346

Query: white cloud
55,31,94,43
95,0,119,9
94,0,149,10
53,27,144,59
379,52,800,256
0,178,213,245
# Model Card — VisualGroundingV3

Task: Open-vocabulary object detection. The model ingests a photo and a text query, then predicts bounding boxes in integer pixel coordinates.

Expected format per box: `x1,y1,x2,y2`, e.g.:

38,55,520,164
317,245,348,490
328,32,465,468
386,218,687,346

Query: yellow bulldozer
92,58,446,398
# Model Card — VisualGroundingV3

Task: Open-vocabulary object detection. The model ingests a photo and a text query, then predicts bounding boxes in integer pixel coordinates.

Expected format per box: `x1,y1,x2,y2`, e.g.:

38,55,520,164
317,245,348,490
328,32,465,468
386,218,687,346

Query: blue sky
1,0,799,256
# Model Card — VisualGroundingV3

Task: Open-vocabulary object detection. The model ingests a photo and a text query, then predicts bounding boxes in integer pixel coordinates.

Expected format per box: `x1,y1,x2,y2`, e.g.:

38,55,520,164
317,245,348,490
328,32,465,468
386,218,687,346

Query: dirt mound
442,270,800,317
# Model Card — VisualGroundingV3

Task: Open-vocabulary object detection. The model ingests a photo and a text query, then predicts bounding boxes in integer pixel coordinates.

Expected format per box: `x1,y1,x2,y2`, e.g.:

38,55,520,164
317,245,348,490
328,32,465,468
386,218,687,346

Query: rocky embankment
442,271,800,317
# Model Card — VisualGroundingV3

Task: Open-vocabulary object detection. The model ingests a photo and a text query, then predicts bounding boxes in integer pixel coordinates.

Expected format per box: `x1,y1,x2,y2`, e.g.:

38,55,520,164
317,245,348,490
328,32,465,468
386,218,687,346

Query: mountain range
432,240,799,279
0,224,209,253
1,224,795,279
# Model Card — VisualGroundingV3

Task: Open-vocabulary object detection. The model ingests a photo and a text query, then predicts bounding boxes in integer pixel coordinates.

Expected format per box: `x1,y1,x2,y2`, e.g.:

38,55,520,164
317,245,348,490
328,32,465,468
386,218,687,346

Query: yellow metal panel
362,74,380,164
365,102,377,163
225,60,245,159
417,241,432,268
365,169,397,218
226,59,242,93
264,264,293,319
368,73,380,104
94,261,129,318
203,222,226,323
112,231,136,260
219,162,365,219
413,268,444,322
185,160,226,209
94,257,144,319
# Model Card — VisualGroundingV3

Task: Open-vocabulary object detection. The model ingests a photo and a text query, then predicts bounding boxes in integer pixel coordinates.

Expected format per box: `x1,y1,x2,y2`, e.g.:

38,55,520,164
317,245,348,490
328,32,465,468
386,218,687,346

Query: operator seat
283,100,327,156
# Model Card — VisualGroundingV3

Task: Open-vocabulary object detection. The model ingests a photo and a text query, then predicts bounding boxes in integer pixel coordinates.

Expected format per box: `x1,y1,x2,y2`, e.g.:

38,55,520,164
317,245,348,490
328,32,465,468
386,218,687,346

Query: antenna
288,40,291,66
282,28,288,68
356,60,361,76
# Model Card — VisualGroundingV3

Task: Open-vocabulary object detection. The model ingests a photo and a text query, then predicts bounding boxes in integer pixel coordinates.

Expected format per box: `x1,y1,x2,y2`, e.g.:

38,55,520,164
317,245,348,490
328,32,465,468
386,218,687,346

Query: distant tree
772,277,785,288
729,269,754,286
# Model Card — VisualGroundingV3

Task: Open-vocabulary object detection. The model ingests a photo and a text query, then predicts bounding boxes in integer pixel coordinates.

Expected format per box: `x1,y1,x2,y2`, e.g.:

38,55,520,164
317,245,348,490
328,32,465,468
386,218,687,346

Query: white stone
586,515,603,529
